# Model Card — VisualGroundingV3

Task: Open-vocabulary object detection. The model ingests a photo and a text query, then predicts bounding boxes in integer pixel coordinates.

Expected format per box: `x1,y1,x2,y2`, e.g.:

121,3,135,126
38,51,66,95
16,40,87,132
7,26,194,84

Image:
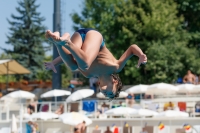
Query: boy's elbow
130,44,138,48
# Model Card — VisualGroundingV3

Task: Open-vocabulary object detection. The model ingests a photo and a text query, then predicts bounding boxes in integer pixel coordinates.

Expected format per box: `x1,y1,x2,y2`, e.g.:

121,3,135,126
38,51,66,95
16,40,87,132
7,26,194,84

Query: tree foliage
175,0,200,49
71,0,200,84
3,0,46,80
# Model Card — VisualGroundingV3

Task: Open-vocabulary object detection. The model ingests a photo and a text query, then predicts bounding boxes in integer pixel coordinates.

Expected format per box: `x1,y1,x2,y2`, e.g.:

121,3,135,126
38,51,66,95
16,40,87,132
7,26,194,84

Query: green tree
175,0,200,49
36,55,52,81
71,0,200,84
3,0,46,80
0,53,12,59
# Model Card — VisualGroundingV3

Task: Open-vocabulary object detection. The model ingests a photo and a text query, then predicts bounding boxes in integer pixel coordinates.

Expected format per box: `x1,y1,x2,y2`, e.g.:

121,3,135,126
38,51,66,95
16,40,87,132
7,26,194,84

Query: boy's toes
47,30,51,34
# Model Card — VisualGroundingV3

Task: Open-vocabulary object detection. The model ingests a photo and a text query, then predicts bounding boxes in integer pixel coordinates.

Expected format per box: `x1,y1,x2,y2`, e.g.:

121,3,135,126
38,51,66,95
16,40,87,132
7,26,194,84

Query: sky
0,0,83,56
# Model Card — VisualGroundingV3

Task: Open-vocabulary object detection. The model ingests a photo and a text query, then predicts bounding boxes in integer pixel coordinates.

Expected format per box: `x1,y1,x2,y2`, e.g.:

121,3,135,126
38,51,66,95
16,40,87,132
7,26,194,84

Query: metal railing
0,98,200,122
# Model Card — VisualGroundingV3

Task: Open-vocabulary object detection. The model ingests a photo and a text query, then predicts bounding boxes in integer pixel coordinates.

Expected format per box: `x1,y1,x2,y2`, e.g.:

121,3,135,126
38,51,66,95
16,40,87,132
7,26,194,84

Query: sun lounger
92,130,101,133
45,128,62,133
0,127,11,133
175,128,185,133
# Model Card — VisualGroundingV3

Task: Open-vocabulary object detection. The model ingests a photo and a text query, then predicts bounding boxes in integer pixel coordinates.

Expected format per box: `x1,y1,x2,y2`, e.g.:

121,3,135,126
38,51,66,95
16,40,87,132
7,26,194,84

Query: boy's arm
52,56,64,67
117,44,147,72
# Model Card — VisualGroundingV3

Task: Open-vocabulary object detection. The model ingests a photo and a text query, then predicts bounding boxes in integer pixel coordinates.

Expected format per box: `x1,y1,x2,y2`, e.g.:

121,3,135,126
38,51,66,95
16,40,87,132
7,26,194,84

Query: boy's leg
56,45,78,71
47,31,79,71
47,30,102,71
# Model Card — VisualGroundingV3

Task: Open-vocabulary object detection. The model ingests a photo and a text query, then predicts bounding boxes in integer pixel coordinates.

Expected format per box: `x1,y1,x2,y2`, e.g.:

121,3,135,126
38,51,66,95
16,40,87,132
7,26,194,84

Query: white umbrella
125,84,149,94
59,112,92,126
0,95,15,102
11,114,18,133
96,91,128,99
104,107,138,115
66,89,94,103
137,109,158,117
153,110,189,118
30,112,59,121
96,92,105,98
41,89,71,110
146,83,178,95
176,84,199,93
41,89,71,98
5,90,35,99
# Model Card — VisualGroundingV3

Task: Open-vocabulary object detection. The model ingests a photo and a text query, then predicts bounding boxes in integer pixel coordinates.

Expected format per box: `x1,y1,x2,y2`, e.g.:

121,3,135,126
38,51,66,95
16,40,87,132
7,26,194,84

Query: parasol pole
6,62,9,92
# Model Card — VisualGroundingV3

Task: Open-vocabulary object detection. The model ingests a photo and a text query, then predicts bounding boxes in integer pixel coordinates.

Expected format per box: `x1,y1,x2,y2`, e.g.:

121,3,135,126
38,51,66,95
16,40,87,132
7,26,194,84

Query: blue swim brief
76,28,105,49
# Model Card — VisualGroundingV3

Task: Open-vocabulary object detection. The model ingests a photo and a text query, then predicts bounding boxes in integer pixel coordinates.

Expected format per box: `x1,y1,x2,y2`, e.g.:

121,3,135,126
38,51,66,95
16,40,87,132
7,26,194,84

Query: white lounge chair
45,128,62,133
0,127,11,133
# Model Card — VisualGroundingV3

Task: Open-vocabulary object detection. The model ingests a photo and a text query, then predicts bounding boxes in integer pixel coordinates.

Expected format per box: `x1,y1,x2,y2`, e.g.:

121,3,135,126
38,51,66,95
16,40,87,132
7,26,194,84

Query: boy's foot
45,30,59,43
46,30,60,40
46,30,70,46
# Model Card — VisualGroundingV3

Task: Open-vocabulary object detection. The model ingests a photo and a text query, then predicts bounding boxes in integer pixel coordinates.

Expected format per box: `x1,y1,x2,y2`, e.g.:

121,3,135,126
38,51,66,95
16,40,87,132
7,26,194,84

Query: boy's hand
137,54,147,68
44,62,57,73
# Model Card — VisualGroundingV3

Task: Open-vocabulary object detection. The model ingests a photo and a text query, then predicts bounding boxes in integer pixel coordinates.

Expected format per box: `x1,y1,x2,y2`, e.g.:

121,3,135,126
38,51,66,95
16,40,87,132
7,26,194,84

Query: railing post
0,105,2,120
94,101,97,119
35,102,37,113
6,105,9,121
49,102,51,112
64,102,67,113
79,101,82,111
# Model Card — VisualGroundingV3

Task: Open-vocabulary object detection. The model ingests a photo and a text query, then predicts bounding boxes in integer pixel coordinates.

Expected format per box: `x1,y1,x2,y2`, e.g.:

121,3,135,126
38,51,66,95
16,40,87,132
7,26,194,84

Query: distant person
164,101,174,111
195,102,200,113
104,126,113,133
102,102,109,112
55,104,64,115
27,99,37,114
126,93,135,107
26,121,32,133
74,121,86,133
27,121,39,133
198,74,200,84
68,83,75,93
183,70,195,84
194,74,199,85
0,91,2,98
